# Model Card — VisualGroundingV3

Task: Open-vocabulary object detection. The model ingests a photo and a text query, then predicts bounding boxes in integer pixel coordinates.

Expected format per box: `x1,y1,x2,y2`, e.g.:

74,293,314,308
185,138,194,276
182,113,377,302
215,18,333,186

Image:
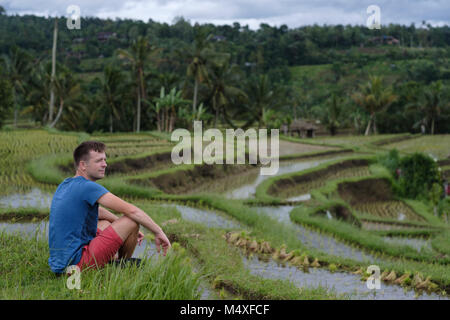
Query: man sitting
48,141,171,275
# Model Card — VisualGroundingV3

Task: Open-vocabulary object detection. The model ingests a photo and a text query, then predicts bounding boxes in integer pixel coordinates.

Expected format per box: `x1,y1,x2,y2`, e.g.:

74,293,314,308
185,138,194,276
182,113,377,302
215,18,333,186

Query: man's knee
98,219,111,231
111,215,139,241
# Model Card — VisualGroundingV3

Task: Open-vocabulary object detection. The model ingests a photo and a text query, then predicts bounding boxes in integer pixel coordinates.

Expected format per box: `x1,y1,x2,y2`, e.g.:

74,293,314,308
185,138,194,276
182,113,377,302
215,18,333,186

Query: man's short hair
73,141,106,169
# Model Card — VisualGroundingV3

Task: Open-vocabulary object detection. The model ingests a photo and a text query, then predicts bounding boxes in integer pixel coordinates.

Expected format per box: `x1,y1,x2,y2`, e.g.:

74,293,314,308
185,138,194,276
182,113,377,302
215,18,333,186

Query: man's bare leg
118,225,139,259
109,216,139,259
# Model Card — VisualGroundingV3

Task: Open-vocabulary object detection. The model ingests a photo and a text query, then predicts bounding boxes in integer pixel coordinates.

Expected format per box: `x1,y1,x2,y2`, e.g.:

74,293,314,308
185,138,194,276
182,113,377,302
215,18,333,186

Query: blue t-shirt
48,176,109,274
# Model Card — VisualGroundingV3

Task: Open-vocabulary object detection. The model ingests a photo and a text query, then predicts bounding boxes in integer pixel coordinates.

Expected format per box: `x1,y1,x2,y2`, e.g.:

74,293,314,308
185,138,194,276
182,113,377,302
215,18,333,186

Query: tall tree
246,74,274,128
22,61,52,124
48,69,81,128
352,76,397,135
408,81,448,135
185,28,215,116
0,66,14,128
208,58,247,126
48,17,58,124
323,93,342,136
2,46,31,127
98,65,125,133
117,36,160,132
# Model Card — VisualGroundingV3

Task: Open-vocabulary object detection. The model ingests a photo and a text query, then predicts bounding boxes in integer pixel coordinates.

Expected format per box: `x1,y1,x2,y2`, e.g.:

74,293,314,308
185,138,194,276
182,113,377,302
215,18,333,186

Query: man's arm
98,206,119,223
97,192,165,237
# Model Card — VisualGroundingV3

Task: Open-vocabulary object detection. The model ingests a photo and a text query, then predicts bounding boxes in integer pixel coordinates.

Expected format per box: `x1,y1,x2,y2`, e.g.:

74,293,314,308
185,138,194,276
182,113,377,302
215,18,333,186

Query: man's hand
154,231,171,256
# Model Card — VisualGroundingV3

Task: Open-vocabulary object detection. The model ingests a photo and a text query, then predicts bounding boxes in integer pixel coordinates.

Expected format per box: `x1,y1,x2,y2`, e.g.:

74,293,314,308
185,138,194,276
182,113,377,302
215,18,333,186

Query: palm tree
185,28,216,116
23,61,51,123
48,69,81,128
99,65,125,133
352,76,397,135
117,36,160,132
408,81,448,135
323,93,342,136
246,74,274,128
49,17,58,124
208,58,248,126
0,66,13,128
2,46,31,127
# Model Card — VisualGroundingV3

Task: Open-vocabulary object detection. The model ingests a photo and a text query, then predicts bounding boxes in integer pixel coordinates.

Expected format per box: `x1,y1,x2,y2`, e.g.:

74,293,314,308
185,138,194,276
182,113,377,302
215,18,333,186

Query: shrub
378,149,400,176
397,152,441,200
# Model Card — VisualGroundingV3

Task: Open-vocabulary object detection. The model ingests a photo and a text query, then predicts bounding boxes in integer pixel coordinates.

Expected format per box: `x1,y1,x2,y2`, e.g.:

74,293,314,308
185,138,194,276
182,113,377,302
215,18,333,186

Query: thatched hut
281,119,319,138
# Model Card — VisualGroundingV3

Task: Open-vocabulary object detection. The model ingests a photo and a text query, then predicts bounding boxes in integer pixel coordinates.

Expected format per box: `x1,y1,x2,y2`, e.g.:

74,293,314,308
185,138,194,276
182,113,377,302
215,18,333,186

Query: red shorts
76,225,123,271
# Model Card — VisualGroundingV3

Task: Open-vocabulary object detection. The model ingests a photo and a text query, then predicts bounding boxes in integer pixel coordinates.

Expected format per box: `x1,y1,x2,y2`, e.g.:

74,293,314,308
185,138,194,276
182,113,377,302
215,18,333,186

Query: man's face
80,151,107,181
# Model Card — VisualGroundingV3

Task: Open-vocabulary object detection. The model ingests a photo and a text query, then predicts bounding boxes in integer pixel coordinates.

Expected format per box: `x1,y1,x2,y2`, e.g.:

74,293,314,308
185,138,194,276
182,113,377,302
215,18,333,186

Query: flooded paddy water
242,254,447,300
173,204,242,229
0,220,48,238
225,156,347,199
0,188,53,209
382,236,432,252
253,206,377,262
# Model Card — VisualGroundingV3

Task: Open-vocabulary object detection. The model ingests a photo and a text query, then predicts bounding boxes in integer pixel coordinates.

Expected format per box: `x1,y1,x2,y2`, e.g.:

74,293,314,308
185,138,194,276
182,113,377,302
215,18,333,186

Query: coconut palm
2,46,32,127
0,66,13,128
208,58,248,126
49,17,58,124
246,74,274,128
323,93,342,136
408,81,448,135
352,75,397,135
185,28,217,116
48,69,81,128
98,65,125,133
117,36,160,132
22,61,52,123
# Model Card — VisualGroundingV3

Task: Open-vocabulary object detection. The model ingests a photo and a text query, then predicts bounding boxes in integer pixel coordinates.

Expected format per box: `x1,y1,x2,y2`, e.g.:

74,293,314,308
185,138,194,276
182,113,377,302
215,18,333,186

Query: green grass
0,231,203,299
383,135,450,160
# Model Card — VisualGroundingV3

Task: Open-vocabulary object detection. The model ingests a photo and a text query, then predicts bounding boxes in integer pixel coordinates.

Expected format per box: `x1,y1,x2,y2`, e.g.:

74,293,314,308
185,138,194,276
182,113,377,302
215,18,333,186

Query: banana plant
152,87,191,132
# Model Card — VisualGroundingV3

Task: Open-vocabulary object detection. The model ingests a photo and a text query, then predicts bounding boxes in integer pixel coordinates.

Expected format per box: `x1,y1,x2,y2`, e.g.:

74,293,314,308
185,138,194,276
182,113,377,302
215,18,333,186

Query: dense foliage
380,150,442,201
0,12,449,133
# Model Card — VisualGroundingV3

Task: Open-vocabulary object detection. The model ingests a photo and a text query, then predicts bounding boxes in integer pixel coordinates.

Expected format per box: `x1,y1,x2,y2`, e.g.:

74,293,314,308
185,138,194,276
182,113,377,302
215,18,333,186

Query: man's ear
78,159,87,171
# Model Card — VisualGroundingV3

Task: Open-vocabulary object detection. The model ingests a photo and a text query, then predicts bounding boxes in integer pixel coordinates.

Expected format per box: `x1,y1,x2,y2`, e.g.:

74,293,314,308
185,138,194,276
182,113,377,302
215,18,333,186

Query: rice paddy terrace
1,128,450,300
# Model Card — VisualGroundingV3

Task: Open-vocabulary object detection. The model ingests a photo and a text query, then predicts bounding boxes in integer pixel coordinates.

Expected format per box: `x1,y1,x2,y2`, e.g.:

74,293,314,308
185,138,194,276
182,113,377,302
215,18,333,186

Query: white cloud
2,0,449,29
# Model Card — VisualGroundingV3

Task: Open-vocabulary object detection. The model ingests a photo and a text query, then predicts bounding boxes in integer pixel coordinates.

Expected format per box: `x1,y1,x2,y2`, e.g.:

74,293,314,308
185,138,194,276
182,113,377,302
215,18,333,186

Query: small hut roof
289,119,319,130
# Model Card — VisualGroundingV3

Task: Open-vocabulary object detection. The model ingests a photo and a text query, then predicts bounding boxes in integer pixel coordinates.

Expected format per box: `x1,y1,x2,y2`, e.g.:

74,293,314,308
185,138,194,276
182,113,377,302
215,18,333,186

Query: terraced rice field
360,220,431,231
382,135,450,160
0,130,79,196
1,129,449,300
272,165,371,199
284,134,406,149
353,201,426,222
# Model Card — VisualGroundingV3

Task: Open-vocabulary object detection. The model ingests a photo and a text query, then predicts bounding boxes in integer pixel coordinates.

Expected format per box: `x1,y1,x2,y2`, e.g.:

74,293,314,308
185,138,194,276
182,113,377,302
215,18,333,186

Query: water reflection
0,188,53,209
175,205,242,229
253,206,377,262
226,158,343,199
382,236,432,252
243,254,447,300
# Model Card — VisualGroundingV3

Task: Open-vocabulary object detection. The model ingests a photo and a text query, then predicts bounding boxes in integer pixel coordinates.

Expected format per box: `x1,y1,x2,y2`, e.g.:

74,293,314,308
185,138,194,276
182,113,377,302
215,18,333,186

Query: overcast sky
1,0,449,29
